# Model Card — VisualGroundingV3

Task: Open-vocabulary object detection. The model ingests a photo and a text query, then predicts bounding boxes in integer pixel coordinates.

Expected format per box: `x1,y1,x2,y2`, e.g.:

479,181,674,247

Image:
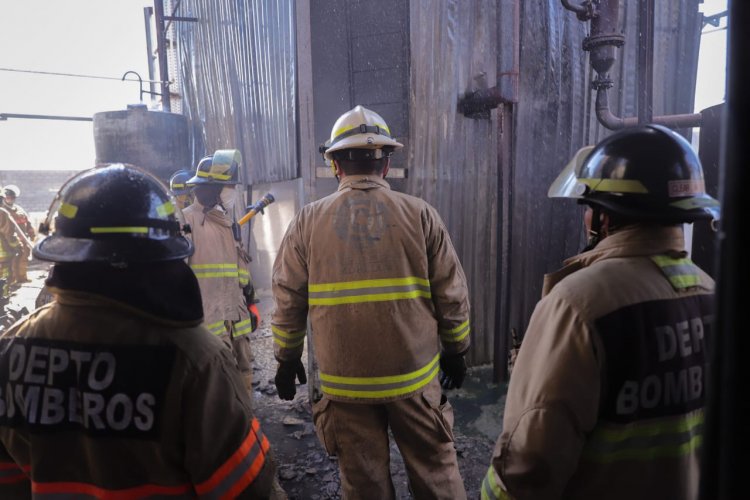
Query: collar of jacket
337,175,390,192
542,224,687,296
191,200,233,227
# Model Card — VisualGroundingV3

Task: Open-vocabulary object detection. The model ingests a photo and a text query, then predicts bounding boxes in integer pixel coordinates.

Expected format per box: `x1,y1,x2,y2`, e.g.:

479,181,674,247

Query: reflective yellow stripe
583,411,703,463
172,182,185,189
578,178,649,193
440,320,471,343
197,170,231,181
191,263,240,279
206,321,227,336
59,202,78,219
233,319,253,337
308,277,431,306
650,255,701,290
319,354,439,399
272,326,306,348
90,226,149,234
481,466,509,500
156,200,175,217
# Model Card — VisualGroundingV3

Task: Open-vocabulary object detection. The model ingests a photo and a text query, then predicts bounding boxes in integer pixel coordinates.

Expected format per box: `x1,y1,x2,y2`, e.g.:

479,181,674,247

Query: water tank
93,104,191,182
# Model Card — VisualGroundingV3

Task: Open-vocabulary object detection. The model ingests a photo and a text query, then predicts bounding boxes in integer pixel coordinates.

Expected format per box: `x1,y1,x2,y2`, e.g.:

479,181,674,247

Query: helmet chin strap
582,205,603,252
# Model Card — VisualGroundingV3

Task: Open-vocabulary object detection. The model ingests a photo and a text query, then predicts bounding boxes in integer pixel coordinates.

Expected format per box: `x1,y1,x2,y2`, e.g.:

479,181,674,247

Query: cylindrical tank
93,104,191,182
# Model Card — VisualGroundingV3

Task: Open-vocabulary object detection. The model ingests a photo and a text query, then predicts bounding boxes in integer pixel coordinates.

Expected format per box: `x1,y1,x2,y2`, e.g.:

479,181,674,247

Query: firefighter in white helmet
272,105,472,499
1,184,34,285
183,150,259,392
0,165,278,498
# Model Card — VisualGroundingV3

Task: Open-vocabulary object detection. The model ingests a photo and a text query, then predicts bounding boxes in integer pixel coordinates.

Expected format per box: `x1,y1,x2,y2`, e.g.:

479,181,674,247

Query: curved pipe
595,87,703,129
561,0,592,20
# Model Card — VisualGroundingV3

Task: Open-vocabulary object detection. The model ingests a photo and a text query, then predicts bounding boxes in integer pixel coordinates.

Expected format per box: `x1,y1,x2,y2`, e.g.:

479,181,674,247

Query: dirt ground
6,261,508,500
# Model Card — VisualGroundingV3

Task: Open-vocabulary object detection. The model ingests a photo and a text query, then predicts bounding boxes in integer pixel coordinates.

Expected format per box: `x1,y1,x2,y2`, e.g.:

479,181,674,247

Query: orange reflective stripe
31,481,192,498
194,418,268,497
0,461,28,484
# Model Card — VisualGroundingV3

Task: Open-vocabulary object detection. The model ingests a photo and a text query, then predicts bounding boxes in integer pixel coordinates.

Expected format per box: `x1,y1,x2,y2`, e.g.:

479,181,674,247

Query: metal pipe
153,0,171,112
143,7,157,103
561,0,593,20
637,0,655,123
0,113,92,122
595,87,702,129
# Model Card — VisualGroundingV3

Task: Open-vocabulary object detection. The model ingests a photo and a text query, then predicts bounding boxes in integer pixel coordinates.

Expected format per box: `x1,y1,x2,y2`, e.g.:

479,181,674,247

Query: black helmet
169,169,192,196
549,124,720,223
186,149,241,186
34,164,193,264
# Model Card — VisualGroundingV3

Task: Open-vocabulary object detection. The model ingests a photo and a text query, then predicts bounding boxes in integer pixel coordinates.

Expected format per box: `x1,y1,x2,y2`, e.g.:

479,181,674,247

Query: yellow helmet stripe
90,227,149,234
578,178,649,193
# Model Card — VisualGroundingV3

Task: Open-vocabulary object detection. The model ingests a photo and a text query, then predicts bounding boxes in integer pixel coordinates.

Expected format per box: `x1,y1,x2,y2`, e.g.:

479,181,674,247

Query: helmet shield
34,164,193,264
323,105,404,160
550,125,720,223
186,149,242,186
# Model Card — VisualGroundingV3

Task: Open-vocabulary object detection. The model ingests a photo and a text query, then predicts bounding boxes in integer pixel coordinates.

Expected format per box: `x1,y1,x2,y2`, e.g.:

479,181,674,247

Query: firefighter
0,200,20,303
481,125,720,500
0,164,278,498
183,151,259,392
169,169,194,210
272,105,472,499
1,185,33,286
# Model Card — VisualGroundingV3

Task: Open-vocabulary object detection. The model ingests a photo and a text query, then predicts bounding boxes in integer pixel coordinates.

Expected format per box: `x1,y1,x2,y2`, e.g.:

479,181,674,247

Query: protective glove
439,352,467,389
275,358,307,400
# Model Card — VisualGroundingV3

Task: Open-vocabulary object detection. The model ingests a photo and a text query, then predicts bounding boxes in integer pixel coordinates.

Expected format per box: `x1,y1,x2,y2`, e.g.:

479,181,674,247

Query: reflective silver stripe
651,255,701,289
319,354,439,398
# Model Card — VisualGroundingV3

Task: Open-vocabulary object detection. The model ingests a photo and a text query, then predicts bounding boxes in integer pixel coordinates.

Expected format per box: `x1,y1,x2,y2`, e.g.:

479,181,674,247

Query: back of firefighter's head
33,164,193,265
322,105,404,177
186,150,241,208
3,184,19,205
549,124,720,229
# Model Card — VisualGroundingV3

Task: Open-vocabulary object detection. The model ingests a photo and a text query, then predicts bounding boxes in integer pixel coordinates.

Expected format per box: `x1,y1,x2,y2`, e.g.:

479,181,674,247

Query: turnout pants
312,377,466,500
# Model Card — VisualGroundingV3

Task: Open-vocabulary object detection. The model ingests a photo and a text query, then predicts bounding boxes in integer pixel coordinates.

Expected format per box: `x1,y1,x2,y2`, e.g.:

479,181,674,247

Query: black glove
275,359,307,400
242,283,257,305
439,352,467,389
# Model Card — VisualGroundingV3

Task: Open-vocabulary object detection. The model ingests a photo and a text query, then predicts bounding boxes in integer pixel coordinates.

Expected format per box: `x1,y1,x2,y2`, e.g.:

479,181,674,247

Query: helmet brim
33,235,194,264
583,193,721,223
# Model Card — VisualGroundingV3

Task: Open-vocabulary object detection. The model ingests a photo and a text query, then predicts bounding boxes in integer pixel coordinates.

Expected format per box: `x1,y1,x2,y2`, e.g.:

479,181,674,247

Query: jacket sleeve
0,439,31,499
484,294,601,499
183,346,276,499
270,212,308,362
424,205,471,355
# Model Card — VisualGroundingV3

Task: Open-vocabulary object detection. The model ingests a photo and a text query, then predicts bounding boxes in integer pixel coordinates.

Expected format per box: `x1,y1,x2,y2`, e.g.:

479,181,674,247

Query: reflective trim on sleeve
0,461,29,485
272,325,306,348
582,411,703,463
308,277,431,306
480,466,510,500
206,321,228,336
650,255,701,290
31,480,192,498
195,418,270,499
233,318,253,338
190,263,240,279
320,353,440,399
238,268,250,286
439,320,470,343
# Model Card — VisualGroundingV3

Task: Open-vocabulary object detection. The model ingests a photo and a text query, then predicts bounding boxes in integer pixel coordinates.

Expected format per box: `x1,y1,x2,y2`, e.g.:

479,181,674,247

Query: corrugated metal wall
173,0,297,184
408,0,500,366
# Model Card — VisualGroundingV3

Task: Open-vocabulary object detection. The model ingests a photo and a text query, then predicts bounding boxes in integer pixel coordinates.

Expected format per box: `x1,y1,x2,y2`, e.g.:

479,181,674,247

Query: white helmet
323,105,403,160
4,184,20,197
